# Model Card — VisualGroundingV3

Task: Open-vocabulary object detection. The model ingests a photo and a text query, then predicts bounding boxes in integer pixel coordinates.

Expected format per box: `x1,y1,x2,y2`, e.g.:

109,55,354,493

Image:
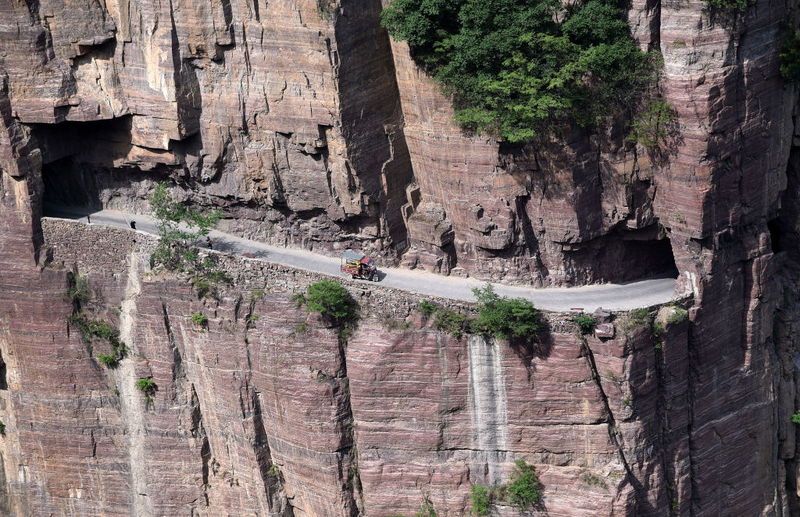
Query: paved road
44,205,678,312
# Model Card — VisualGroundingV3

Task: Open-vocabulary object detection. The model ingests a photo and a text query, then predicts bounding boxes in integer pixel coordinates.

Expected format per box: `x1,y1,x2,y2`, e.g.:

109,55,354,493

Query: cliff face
0,0,799,515
0,219,691,516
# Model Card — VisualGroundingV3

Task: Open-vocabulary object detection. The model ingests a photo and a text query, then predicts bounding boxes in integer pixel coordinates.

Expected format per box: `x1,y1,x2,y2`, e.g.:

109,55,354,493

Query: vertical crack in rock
581,338,644,507
467,334,509,486
336,331,362,516
652,339,672,511
116,252,154,516
189,384,212,506
162,302,186,402
247,385,292,515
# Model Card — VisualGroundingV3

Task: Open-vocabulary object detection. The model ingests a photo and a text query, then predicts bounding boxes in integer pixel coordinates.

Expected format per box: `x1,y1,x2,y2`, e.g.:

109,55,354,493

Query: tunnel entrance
562,225,678,285
42,157,104,210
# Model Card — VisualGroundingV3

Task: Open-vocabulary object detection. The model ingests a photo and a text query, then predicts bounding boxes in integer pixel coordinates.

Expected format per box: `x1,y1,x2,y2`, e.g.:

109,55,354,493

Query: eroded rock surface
0,0,799,515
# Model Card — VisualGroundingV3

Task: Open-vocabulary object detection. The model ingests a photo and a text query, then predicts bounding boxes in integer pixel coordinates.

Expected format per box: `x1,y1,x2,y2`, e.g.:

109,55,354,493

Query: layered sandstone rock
0,0,799,515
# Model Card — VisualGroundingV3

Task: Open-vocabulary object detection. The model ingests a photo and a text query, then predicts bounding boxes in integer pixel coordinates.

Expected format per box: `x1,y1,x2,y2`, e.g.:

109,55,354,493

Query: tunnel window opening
768,218,783,253
0,352,7,390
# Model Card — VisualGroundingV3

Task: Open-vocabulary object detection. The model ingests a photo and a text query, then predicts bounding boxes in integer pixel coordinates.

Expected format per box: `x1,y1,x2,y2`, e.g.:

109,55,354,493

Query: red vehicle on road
340,251,378,281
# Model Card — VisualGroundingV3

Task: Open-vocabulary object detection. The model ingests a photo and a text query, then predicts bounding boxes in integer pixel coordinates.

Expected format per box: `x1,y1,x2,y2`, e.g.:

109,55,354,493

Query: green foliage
191,312,209,327
626,97,676,148
381,0,658,141
246,313,260,329
507,459,543,509
305,280,355,321
780,31,800,82
292,292,307,309
707,0,750,10
473,284,540,340
573,313,597,334
64,273,92,304
792,411,800,424
192,278,212,298
433,307,469,339
149,181,222,269
584,472,608,489
471,485,489,515
191,270,231,300
68,313,127,367
414,495,437,517
628,308,651,329
97,353,119,368
317,0,331,20
652,321,665,339
667,308,688,325
418,300,438,315
136,378,157,394
267,464,282,480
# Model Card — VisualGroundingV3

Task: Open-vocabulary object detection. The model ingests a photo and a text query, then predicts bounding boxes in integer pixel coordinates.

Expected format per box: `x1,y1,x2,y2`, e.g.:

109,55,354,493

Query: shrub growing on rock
507,459,543,509
149,181,222,270
471,484,489,515
781,31,800,82
473,284,540,340
305,280,356,322
191,311,209,327
136,378,157,394
573,313,598,334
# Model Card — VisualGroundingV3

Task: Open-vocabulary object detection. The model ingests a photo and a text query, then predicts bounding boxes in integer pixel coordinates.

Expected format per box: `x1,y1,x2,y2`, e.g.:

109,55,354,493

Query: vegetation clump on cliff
304,280,357,322
780,31,800,82
149,181,222,270
472,284,540,340
381,0,660,141
507,459,544,509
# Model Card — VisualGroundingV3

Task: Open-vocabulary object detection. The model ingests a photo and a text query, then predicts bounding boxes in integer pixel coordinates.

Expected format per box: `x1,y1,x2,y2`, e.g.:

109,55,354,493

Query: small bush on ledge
305,280,356,323
473,284,540,341
136,378,157,394
191,311,208,328
573,313,598,334
507,459,543,509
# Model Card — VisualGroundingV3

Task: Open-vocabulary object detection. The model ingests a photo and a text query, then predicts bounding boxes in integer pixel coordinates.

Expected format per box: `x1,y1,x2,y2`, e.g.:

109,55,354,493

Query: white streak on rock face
467,334,508,486
117,253,154,517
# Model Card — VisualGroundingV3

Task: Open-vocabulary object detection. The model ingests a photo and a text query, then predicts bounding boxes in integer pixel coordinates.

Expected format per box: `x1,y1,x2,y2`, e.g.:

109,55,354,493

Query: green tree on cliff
381,0,660,141
149,182,222,269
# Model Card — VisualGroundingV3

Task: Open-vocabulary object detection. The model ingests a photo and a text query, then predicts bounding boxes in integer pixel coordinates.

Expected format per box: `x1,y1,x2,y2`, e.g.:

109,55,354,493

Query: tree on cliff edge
149,182,222,269
381,0,660,142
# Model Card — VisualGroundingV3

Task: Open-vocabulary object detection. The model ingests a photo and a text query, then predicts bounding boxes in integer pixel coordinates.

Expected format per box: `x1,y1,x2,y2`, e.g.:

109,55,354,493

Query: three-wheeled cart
340,250,378,281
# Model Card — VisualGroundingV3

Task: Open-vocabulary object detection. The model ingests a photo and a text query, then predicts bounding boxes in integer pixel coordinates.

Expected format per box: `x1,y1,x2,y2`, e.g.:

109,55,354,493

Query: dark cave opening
561,226,678,285
768,218,783,253
41,157,104,210
0,352,7,390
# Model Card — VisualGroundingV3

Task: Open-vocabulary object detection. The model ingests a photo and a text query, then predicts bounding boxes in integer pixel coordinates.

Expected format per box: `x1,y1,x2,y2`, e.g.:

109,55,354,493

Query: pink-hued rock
0,0,799,514
595,323,615,339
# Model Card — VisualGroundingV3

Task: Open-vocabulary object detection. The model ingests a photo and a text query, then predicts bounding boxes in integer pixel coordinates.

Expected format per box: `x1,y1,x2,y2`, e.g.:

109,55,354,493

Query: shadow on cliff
508,319,554,382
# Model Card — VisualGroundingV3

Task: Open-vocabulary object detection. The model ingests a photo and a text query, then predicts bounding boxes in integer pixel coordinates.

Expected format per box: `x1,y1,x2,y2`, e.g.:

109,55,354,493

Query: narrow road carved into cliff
44,206,678,311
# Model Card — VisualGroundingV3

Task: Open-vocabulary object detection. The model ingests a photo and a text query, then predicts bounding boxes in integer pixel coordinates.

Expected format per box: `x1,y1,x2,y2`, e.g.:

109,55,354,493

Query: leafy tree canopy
149,182,222,269
381,0,659,141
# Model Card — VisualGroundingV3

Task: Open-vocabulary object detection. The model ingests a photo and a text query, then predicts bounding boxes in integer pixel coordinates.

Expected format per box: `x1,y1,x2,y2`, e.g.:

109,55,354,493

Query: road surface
44,205,678,312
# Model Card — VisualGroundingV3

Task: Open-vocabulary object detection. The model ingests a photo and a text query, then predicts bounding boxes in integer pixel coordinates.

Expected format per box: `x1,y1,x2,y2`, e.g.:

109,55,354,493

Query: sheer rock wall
0,0,799,515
